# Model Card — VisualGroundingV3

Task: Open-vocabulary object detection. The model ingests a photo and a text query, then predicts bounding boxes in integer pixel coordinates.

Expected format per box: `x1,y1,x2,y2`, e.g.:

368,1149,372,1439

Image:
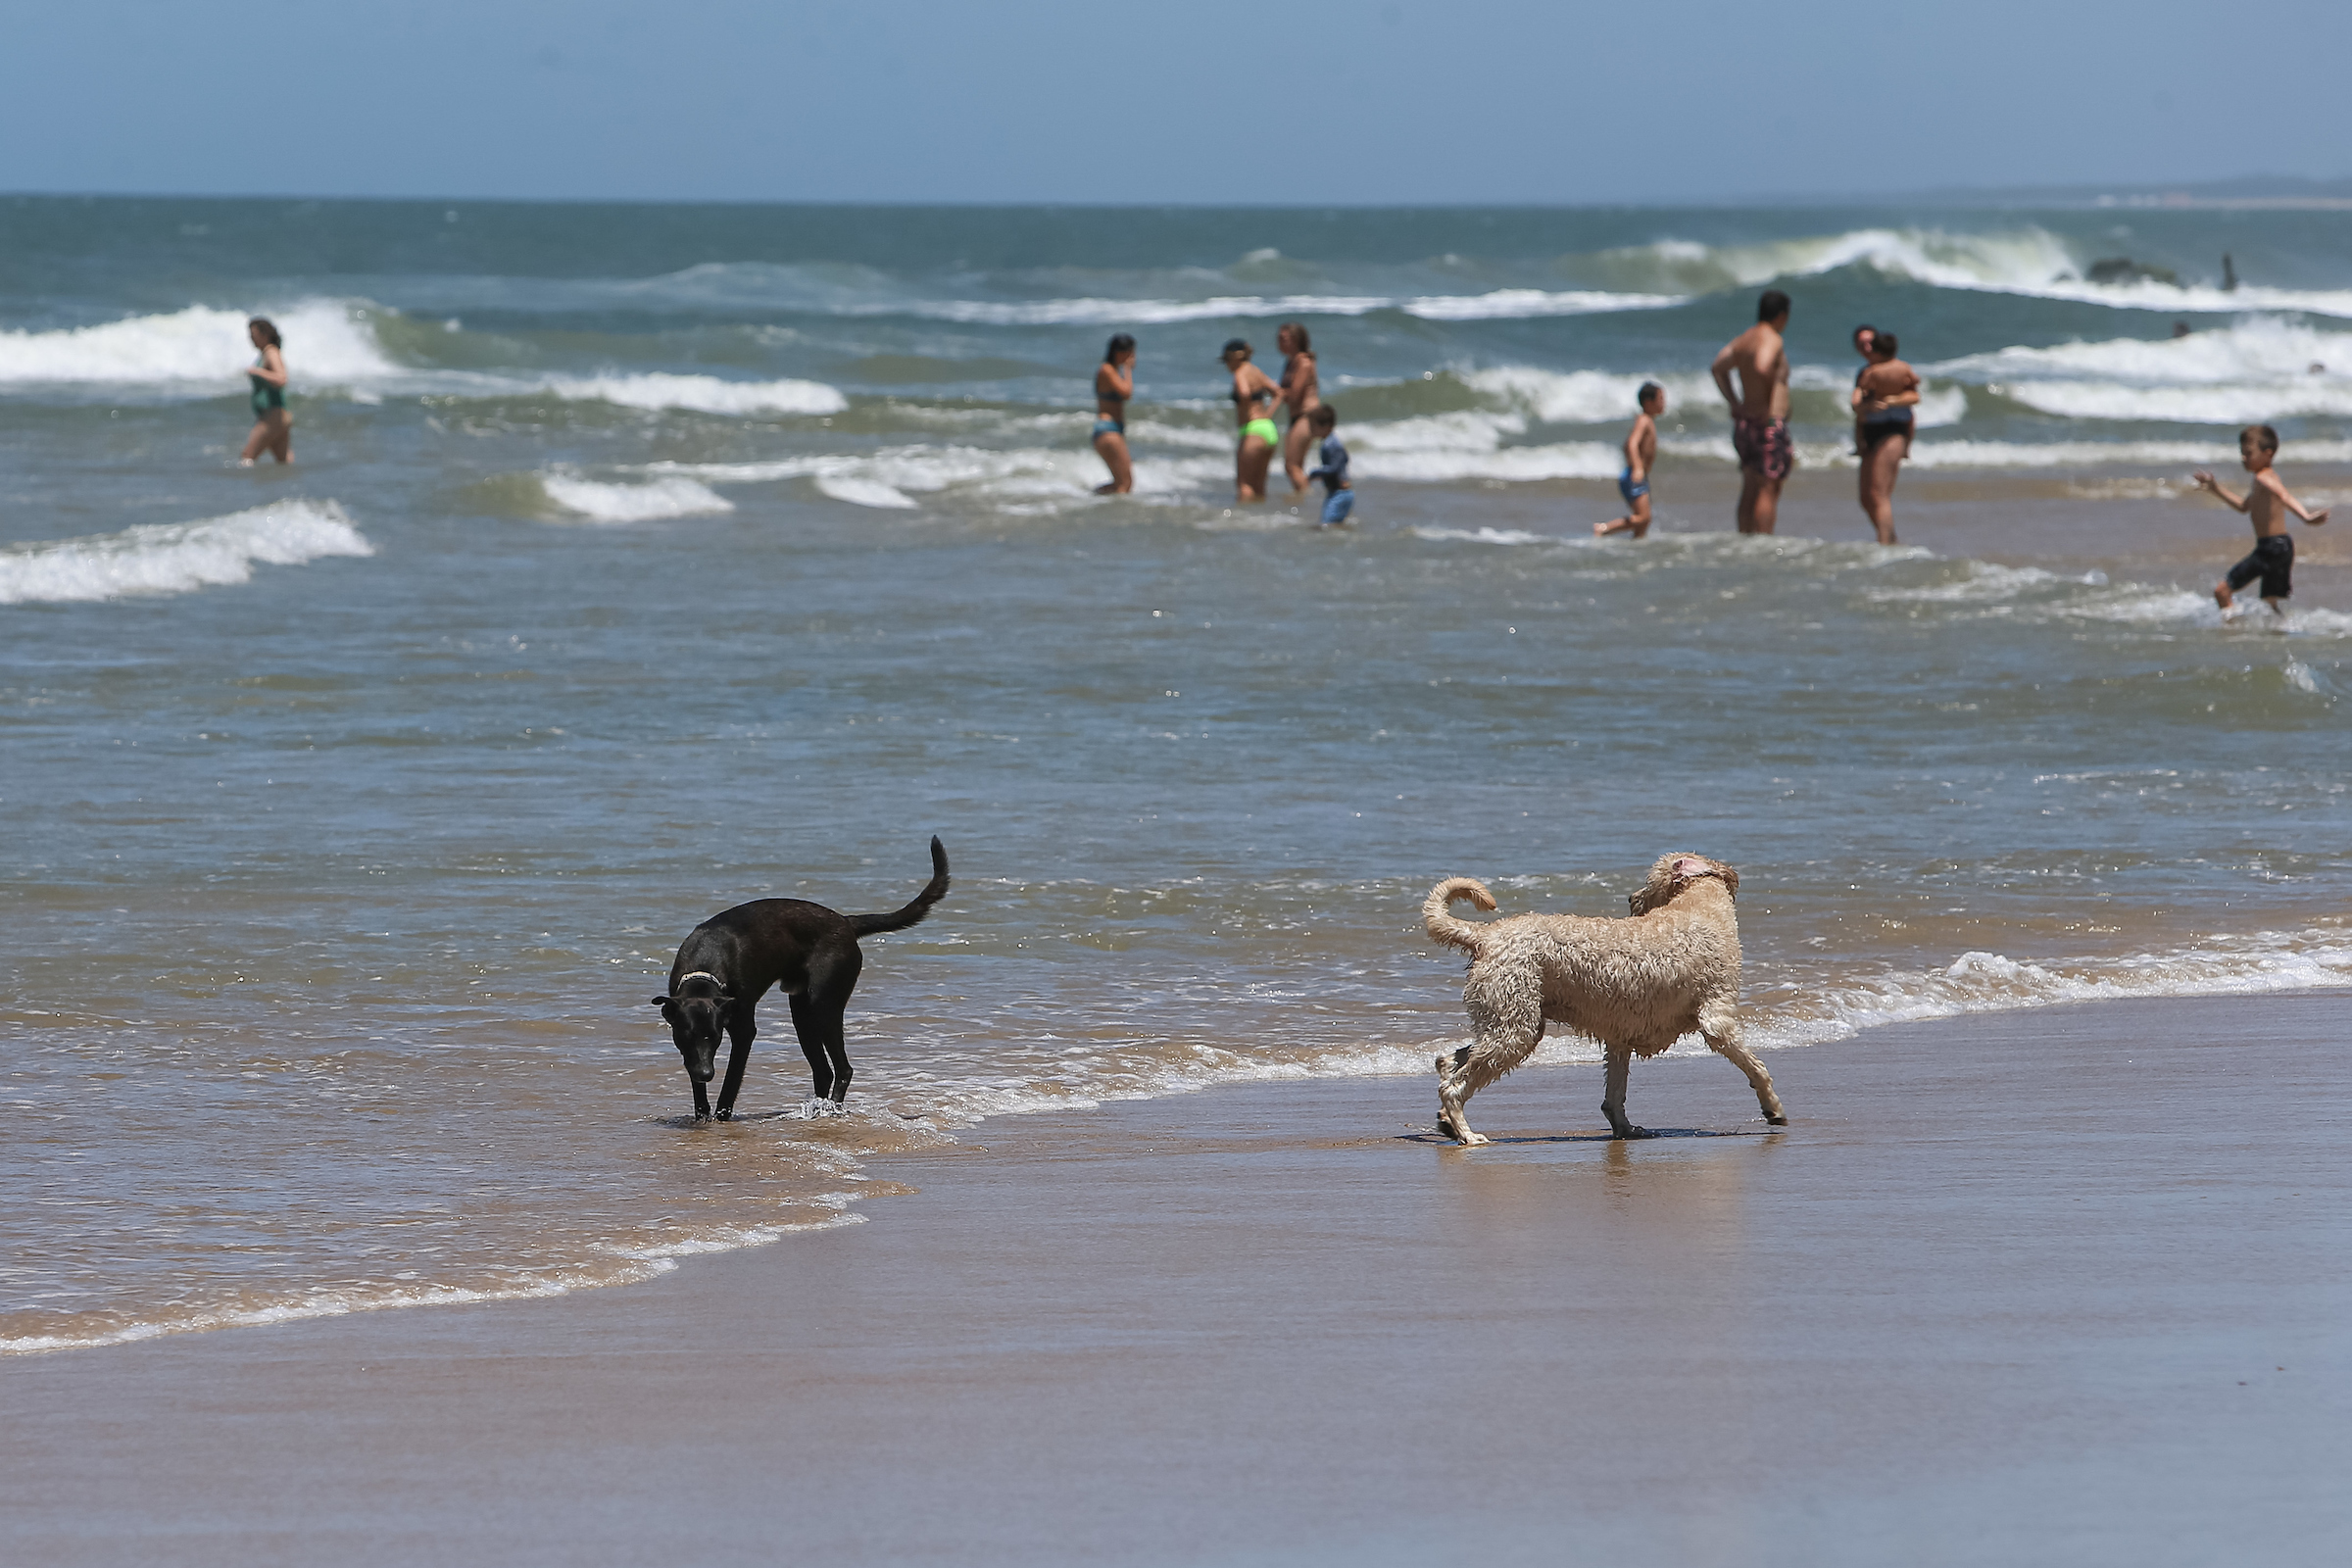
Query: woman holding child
1852,329,1919,545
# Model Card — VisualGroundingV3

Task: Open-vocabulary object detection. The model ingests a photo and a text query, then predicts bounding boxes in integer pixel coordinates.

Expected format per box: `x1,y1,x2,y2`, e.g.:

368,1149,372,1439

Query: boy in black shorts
2192,425,2329,615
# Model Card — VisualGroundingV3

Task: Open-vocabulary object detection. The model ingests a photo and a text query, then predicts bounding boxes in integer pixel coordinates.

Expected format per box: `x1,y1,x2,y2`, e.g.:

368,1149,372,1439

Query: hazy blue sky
4,0,2346,205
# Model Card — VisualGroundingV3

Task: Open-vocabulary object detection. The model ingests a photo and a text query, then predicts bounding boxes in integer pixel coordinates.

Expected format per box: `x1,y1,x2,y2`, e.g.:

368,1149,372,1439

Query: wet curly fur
1423,854,1787,1146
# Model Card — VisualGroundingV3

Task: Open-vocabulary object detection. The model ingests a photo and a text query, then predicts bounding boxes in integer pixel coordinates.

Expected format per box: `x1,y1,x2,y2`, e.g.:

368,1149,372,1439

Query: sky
3,0,2348,206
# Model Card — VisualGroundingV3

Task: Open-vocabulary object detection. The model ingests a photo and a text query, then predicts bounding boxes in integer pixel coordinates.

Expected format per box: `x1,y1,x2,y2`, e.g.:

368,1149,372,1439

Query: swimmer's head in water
1638,381,1664,413
1758,289,1791,323
1308,405,1338,431
1220,338,1252,363
1872,332,1898,359
1104,332,1136,365
1852,322,1876,352
248,318,281,349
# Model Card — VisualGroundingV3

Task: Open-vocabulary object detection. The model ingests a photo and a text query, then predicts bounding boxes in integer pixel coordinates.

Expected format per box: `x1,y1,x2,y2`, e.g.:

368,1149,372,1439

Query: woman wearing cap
1221,338,1281,503
1091,333,1137,494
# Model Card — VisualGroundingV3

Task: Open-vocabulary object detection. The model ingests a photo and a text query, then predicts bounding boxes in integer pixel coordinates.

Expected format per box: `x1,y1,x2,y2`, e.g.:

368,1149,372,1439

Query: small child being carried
2192,424,2328,617
1595,382,1663,538
1305,405,1353,526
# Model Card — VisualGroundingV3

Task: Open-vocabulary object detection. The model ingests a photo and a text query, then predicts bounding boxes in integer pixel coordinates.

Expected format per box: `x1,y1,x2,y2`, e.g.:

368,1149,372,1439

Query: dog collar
675,970,725,991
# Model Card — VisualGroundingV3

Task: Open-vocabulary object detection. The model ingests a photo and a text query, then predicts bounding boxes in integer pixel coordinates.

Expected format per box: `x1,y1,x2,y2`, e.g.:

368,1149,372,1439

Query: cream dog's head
1628,854,1740,916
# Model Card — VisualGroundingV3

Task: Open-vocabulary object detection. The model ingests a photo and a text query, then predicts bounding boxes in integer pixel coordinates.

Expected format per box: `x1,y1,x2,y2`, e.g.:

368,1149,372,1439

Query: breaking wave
0,301,399,387
540,474,735,522
0,500,372,604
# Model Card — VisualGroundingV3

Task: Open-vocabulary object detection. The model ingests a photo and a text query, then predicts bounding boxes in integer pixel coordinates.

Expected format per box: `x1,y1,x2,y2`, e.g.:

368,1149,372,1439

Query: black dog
650,837,949,1122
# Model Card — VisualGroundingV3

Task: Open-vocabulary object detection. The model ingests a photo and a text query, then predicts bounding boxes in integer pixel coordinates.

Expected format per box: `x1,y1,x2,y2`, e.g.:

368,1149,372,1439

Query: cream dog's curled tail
1423,877,1498,954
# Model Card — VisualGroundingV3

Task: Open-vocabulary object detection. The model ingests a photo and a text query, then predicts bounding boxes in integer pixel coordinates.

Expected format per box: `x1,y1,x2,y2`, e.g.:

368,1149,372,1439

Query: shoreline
6,990,2348,1566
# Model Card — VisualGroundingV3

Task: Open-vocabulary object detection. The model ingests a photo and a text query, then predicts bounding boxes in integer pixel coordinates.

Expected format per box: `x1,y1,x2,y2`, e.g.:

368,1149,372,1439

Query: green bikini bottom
1240,418,1280,448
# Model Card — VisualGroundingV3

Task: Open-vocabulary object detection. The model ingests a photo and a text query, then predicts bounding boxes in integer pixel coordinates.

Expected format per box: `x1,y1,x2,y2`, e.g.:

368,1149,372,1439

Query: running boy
1596,382,1663,537
1305,405,1353,525
2191,425,2328,615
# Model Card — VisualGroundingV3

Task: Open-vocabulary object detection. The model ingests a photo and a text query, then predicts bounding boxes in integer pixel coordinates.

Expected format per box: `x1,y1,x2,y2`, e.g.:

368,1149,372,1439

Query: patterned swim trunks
1732,416,1793,481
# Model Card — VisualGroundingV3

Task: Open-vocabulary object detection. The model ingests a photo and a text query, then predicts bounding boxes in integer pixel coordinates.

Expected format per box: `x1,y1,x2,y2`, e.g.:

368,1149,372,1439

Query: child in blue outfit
1305,405,1353,526
1595,382,1662,537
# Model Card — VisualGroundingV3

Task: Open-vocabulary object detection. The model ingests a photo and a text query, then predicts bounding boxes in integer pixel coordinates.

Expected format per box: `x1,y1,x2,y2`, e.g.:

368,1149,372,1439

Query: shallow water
3,197,2348,1350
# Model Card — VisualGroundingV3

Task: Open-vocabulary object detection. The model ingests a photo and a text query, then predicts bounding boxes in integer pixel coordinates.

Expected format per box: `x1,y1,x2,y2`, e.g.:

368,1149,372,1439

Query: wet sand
6,992,2349,1567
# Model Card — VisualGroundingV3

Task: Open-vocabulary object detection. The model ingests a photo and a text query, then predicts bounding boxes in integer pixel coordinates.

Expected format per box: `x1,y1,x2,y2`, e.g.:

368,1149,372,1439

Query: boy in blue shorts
1305,405,1353,526
1595,382,1663,538
2192,424,2328,616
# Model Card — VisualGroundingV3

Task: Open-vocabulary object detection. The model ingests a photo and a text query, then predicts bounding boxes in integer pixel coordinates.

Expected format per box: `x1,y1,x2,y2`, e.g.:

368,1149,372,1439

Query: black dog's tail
852,836,950,937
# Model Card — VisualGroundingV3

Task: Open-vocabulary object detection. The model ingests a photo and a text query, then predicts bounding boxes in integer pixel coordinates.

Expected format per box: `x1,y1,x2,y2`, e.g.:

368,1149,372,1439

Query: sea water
3,197,2346,1350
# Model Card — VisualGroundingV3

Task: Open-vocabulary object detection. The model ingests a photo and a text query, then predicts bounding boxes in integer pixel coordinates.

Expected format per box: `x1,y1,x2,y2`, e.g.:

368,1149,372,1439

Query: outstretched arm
2191,470,2249,512
2260,471,2329,524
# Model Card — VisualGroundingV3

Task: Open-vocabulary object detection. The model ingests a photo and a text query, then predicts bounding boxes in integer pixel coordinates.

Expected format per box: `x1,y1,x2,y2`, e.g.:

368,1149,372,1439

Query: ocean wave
1750,927,2352,1051
0,500,372,604
1860,558,2352,639
888,288,1681,327
0,300,399,386
540,475,735,522
1928,318,2352,422
1583,227,2352,318
0,1208,863,1355
543,372,847,416
814,475,920,509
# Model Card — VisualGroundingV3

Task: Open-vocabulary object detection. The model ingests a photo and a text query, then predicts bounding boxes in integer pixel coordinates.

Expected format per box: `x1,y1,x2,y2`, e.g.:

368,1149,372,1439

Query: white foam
1411,525,1557,546
1465,367,1722,425
815,475,919,510
0,1207,866,1356
0,300,398,387
886,289,1680,328
1932,318,2352,422
544,372,847,417
1754,929,2352,1051
541,475,734,522
1399,288,1683,320
0,500,372,604
1608,226,2352,318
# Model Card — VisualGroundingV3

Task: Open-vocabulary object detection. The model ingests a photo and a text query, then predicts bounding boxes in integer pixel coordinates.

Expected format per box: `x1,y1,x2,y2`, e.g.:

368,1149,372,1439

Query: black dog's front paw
1613,1125,1655,1141
713,1107,733,1122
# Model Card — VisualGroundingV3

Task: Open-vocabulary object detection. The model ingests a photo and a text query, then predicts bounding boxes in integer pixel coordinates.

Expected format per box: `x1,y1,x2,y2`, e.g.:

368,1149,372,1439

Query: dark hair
1104,333,1136,364
1757,289,1790,322
1637,381,1663,408
1872,332,1898,358
2246,423,2280,452
1308,405,1338,429
248,317,282,349
1220,337,1251,359
1281,321,1310,353
1852,322,1876,346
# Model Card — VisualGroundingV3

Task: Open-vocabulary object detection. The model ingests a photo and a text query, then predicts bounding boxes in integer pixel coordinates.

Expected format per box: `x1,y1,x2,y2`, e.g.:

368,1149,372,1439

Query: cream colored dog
1423,854,1786,1145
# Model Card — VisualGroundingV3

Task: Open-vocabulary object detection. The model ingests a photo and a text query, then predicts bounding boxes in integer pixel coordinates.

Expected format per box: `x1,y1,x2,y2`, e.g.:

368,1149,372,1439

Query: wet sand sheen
6,992,2348,1566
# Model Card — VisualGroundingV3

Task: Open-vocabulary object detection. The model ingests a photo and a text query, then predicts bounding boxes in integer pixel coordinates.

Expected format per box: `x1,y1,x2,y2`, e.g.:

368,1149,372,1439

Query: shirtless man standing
1711,289,1793,533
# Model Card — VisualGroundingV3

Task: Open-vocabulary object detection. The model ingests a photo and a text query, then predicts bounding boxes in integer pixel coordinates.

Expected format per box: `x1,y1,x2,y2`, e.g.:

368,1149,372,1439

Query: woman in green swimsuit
239,318,292,466
1220,337,1281,503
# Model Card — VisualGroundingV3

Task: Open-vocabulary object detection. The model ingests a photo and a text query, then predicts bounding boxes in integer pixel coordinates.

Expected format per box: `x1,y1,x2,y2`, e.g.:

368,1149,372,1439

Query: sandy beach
5,991,2346,1566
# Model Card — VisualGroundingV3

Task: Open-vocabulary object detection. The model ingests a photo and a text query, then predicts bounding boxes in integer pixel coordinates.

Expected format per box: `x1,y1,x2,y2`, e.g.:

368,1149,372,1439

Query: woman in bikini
1852,330,1920,545
1092,333,1137,494
1275,322,1321,494
1848,322,1876,461
1222,338,1281,503
239,318,292,466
